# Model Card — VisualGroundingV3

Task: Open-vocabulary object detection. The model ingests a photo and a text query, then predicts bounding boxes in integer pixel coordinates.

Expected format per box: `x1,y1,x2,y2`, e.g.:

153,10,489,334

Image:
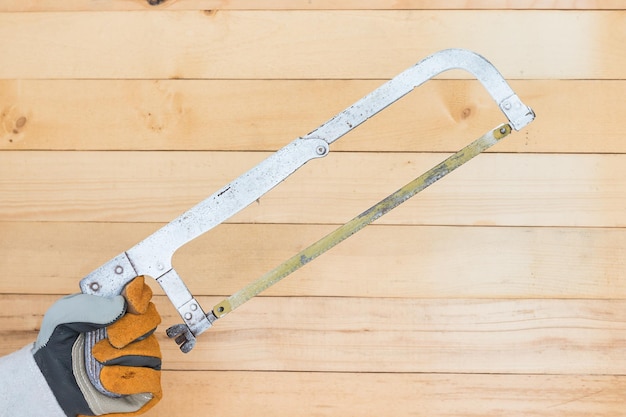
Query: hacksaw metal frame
79,49,535,354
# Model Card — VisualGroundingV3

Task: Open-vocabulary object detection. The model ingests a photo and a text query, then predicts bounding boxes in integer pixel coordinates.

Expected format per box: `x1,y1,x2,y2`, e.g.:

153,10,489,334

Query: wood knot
12,116,27,134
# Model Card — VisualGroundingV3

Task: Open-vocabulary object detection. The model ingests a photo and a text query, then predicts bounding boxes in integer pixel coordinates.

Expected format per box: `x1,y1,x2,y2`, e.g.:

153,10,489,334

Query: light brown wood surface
1,11,626,80
1,79,624,153
0,3,624,417
2,222,625,298
2,0,625,12
2,151,625,227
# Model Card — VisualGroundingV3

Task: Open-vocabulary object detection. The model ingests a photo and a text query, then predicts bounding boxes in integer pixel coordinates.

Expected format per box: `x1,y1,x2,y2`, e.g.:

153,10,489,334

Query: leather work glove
32,276,162,417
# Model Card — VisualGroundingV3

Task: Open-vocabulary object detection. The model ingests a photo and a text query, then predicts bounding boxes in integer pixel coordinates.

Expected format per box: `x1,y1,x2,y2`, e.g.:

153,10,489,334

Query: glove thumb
33,293,126,353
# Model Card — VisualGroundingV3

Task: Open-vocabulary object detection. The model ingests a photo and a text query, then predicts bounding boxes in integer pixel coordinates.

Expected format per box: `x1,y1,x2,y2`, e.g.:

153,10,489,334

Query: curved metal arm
303,48,534,145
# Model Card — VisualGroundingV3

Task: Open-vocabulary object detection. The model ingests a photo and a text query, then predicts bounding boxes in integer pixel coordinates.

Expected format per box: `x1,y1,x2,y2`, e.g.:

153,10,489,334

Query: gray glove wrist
32,293,127,416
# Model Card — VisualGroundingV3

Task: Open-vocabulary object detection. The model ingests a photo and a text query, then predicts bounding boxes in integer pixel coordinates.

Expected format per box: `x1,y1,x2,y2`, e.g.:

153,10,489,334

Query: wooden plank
155,372,626,417
2,295,625,374
0,11,624,79
0,6,622,417
154,372,626,417
1,222,625,299
2,0,623,12
0,79,620,154
1,151,625,227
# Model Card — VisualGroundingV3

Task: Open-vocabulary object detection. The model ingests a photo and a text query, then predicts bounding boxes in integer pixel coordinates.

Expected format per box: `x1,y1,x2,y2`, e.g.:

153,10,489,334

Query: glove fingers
100,366,163,398
100,354,162,371
82,395,161,417
107,302,161,348
123,276,153,315
85,276,163,416
93,335,162,369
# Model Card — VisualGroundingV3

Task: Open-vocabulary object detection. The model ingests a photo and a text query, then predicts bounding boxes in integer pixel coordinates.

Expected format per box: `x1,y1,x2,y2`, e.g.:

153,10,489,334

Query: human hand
32,277,162,417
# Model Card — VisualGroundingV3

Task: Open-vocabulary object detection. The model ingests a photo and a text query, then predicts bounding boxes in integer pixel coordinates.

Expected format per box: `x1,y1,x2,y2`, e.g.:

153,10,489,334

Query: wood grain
1,6,624,416
0,11,624,79
152,372,626,417
1,222,625,299
3,0,624,12
0,79,622,154
2,295,625,374
1,151,625,227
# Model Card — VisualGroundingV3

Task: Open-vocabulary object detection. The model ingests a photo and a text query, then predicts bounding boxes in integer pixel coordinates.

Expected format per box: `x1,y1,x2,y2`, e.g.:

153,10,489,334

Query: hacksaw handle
80,257,213,395
80,253,214,353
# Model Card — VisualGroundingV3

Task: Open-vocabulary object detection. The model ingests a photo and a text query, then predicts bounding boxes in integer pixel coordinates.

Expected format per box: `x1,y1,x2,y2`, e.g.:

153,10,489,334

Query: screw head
316,145,327,156
89,282,100,292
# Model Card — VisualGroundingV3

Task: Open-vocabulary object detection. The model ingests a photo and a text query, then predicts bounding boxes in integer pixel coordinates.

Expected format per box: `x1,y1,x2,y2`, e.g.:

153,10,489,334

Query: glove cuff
0,345,67,417
33,330,93,416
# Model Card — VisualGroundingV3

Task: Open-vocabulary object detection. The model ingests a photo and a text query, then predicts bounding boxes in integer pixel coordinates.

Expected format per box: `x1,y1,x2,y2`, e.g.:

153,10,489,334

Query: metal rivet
90,282,100,292
190,303,198,311
503,101,512,110
184,312,193,320
316,145,327,156
114,265,124,275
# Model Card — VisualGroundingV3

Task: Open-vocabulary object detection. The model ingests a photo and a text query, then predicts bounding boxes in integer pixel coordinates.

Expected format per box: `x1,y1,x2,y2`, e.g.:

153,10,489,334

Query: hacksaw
79,49,535,362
